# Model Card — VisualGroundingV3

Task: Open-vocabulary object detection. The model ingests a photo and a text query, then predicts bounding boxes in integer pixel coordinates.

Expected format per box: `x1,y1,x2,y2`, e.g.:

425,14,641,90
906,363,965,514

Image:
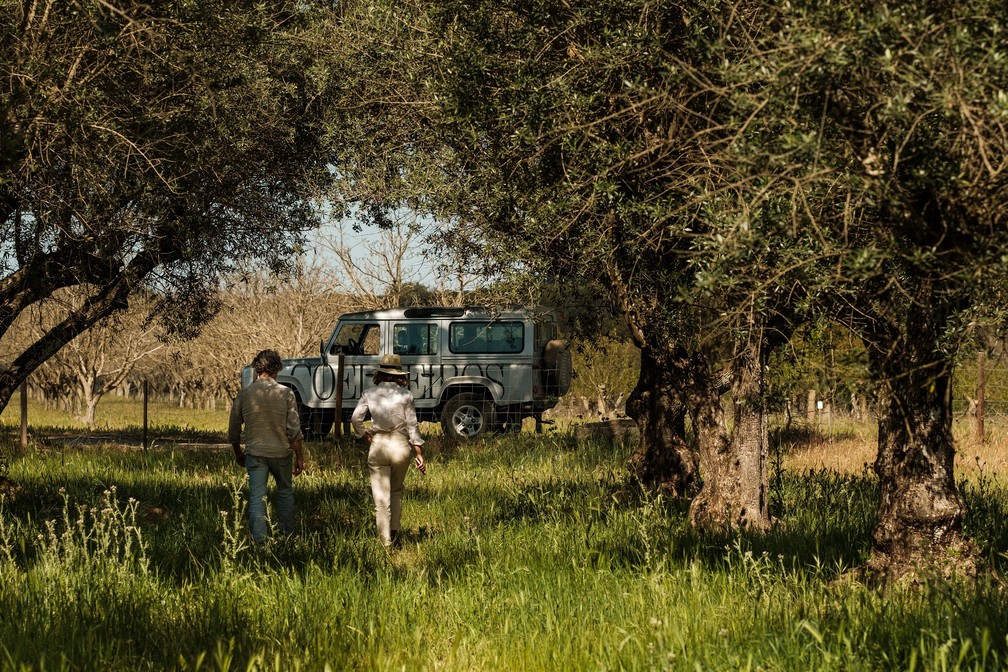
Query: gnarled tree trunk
625,347,699,497
689,329,771,531
866,344,975,582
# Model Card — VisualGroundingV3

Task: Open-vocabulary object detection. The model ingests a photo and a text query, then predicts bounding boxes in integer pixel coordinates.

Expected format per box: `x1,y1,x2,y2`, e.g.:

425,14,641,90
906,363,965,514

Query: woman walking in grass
351,353,426,549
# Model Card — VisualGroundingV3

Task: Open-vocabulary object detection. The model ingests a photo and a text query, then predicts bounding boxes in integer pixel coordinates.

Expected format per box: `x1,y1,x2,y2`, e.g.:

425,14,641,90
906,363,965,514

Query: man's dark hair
373,371,409,385
252,349,283,376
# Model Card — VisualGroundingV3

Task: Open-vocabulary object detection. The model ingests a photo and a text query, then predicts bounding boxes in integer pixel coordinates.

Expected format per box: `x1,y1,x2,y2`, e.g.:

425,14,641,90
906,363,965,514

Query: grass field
1,400,1008,670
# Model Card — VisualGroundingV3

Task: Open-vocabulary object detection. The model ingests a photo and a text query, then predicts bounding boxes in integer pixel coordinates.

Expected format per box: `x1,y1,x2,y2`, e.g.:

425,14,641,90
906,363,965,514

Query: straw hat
375,353,409,377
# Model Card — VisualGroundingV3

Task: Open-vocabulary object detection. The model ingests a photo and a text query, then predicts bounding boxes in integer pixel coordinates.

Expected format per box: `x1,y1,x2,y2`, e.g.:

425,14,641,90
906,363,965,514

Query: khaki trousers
367,431,412,546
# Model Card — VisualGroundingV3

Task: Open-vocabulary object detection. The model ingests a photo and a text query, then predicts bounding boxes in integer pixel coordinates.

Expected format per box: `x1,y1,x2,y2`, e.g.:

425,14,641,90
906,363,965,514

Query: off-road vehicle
241,306,572,440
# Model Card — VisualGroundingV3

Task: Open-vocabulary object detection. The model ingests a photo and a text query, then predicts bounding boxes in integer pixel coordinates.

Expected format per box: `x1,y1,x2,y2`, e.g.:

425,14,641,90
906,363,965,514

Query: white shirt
351,381,425,446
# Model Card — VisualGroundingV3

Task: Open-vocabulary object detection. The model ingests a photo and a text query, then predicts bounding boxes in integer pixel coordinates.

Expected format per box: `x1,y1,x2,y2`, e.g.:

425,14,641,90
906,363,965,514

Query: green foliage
568,334,641,402
367,0,1008,376
764,0,1008,364
768,322,871,412
0,431,1006,670
0,0,342,407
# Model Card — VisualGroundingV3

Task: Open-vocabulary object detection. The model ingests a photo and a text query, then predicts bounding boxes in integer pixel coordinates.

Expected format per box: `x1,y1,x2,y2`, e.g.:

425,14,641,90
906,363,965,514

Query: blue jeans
246,453,295,543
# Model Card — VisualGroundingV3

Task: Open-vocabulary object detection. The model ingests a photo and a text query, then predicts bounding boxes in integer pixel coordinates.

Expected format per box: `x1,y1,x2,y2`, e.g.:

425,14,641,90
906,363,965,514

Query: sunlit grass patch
0,395,230,437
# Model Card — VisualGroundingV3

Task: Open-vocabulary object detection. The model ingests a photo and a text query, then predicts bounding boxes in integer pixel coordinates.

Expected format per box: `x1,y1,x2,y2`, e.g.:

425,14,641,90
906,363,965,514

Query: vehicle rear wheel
295,401,313,439
309,408,334,438
441,393,494,441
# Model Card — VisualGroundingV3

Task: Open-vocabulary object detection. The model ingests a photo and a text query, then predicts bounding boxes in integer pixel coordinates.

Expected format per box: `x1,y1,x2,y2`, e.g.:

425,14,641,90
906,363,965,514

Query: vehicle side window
449,321,524,354
361,324,381,355
393,323,438,356
330,322,381,356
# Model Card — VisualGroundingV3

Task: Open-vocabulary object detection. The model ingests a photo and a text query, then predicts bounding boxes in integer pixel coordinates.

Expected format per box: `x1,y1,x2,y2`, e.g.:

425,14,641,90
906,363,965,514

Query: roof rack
402,307,468,318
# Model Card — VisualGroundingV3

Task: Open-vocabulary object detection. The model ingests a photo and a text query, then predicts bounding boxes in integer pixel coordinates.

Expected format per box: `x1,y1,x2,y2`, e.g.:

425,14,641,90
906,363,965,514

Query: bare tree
2,292,162,422
51,302,163,425
147,268,353,408
315,212,481,308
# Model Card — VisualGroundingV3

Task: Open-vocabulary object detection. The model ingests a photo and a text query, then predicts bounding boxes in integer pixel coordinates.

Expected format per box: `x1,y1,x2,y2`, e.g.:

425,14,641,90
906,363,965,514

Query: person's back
352,381,423,446
351,354,425,549
230,377,299,458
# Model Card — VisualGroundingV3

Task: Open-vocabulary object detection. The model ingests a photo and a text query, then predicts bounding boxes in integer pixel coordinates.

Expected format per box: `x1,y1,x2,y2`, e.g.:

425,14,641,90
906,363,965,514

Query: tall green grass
1,429,1007,670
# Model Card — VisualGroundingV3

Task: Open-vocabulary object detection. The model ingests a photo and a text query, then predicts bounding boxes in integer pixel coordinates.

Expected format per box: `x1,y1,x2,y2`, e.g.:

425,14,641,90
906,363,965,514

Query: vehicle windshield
330,322,381,356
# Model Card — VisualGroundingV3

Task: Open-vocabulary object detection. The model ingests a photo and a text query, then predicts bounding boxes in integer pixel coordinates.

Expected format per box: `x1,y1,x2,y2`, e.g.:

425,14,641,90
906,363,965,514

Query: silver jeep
244,306,572,440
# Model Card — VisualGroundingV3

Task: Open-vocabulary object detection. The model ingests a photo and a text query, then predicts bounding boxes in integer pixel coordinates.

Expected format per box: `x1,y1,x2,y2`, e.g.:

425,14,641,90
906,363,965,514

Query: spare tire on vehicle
542,340,573,396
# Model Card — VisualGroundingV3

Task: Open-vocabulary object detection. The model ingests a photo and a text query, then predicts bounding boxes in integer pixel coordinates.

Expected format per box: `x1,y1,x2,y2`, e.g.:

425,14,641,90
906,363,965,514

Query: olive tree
323,0,801,529
419,0,799,529
0,0,340,411
770,0,1008,579
316,0,1008,578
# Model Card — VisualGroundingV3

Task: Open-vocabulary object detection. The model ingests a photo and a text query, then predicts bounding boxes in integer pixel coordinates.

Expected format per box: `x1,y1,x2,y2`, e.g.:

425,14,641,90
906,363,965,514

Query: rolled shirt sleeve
402,396,424,446
350,395,370,438
227,398,244,445
285,387,304,443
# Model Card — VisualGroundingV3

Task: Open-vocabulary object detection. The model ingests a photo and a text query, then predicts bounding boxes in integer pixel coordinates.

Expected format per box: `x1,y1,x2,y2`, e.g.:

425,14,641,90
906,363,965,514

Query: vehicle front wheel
441,393,494,441
290,389,332,440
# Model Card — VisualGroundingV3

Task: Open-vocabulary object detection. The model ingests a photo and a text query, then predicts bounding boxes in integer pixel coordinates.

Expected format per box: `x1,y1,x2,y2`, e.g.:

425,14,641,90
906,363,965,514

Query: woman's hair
252,349,283,376
373,371,408,385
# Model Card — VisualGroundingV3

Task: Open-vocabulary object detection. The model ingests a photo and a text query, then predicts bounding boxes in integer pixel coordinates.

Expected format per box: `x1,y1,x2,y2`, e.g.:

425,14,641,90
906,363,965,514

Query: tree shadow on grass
6,434,1008,587
0,441,377,579
401,456,881,582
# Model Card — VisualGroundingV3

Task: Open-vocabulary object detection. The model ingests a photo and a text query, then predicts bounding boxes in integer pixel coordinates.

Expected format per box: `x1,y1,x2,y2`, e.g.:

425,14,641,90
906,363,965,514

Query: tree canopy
325,0,1008,577
0,0,339,409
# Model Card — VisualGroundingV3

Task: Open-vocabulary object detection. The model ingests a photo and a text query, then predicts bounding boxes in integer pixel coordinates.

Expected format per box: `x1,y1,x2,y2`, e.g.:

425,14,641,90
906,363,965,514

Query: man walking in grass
228,349,305,543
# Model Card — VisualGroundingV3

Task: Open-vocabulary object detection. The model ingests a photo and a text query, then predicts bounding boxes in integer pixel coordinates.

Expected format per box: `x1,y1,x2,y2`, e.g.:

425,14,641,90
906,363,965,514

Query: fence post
143,379,149,450
977,351,985,445
334,354,344,439
20,380,28,450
